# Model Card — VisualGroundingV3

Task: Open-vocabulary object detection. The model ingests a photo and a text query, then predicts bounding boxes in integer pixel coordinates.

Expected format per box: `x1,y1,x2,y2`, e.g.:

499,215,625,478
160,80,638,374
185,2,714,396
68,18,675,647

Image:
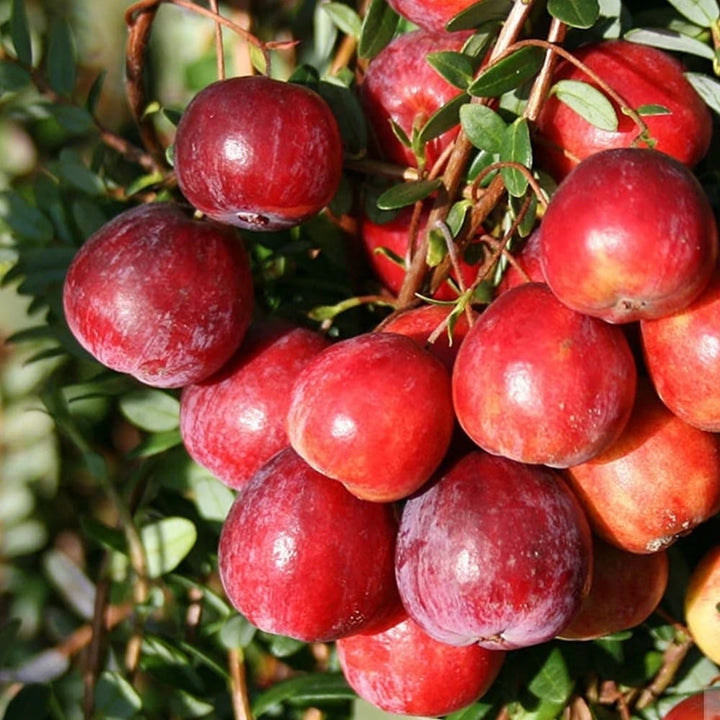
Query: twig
209,0,226,80
634,636,695,710
229,648,254,720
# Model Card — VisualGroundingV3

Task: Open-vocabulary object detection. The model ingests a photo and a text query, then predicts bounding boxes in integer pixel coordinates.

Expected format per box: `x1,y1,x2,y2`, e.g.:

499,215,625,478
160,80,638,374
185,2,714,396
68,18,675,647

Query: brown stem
229,648,254,720
210,0,227,80
395,0,538,308
125,2,166,165
82,575,112,720
634,636,695,710
525,18,567,123
500,38,653,142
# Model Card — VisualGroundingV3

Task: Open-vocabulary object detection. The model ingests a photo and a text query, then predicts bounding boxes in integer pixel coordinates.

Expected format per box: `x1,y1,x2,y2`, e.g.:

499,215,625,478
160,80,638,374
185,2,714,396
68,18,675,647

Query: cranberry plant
1,0,720,719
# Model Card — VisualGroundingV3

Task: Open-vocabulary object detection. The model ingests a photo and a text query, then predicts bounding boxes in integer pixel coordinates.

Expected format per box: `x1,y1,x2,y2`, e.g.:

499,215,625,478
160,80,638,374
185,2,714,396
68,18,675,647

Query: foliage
0,0,719,719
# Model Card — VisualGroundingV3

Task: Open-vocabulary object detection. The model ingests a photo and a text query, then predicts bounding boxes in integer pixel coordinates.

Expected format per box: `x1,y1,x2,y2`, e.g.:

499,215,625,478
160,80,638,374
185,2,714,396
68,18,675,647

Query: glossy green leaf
427,51,475,89
500,117,532,197
94,671,142,720
417,93,468,145
447,700,498,720
0,618,23,666
447,0,513,31
322,2,362,38
547,0,600,28
358,0,400,59
637,103,672,116
119,388,180,433
187,463,235,522
10,0,32,65
126,429,183,459
666,0,719,26
169,689,215,718
47,18,76,96
376,178,443,210
0,59,31,92
686,71,720,115
0,191,55,244
45,104,96,135
553,79,618,131
79,516,127,553
527,647,575,704
253,673,355,717
3,683,51,720
460,103,507,153
141,517,197,579
468,46,544,98
219,615,257,650
316,81,368,156
624,27,715,60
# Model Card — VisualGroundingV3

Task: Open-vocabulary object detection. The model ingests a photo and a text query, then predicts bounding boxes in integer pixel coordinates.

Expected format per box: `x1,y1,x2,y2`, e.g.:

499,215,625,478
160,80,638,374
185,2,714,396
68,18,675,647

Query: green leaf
417,93,468,145
86,70,106,113
79,516,127,553
685,71,720,115
322,2,362,38
637,103,672,116
140,517,197,579
219,614,257,650
45,104,96,135
94,671,142,720
253,673,355,717
126,429,183,459
500,117,533,197
187,463,235,522
468,46,544,97
376,178,443,210
119,388,180,433
169,689,215,718
624,28,715,60
552,79,618,131
527,646,574,705
47,18,76,96
547,0,600,28
666,0,719,26
0,59,31,92
0,618,23,666
447,0,513,31
358,0,400,59
316,81,368,156
3,684,51,719
10,0,32,65
0,190,55,244
427,51,475,89
460,103,507,153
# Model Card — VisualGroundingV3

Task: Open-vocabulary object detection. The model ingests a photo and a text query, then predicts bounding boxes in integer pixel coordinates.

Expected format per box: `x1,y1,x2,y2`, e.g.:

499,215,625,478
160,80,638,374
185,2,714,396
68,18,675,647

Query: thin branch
229,648,254,720
209,0,226,80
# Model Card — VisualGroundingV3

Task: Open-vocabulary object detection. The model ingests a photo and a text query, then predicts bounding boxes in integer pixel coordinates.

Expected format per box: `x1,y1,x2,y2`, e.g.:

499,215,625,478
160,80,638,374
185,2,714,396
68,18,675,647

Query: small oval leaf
10,0,32,65
447,0,513,31
322,2,362,39
624,27,715,60
666,0,719,27
94,671,143,720
358,0,400,59
460,103,507,154
119,388,180,433
47,18,76,96
468,46,544,98
376,178,443,210
500,117,533,198
547,0,600,29
418,93,468,145
141,517,197,579
685,71,720,115
553,79,618,131
426,51,475,90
